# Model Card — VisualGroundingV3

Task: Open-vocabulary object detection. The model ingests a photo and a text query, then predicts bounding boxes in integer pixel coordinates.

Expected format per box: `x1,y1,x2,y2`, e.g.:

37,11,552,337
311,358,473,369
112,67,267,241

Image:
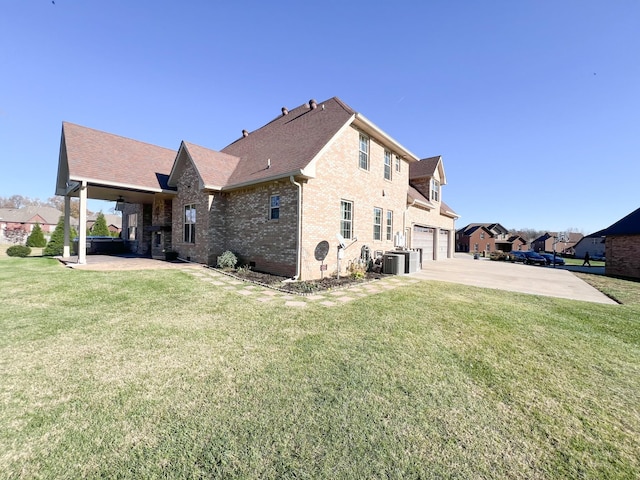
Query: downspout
289,175,303,280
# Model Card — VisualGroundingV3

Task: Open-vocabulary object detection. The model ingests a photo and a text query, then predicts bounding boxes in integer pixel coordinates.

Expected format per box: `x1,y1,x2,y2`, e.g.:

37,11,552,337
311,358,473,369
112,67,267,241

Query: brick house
0,206,64,243
593,207,640,279
531,232,583,255
56,97,458,279
455,223,520,253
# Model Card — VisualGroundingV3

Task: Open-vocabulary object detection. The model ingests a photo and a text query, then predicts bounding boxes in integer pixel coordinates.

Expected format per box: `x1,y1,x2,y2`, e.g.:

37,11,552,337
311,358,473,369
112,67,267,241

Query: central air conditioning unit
383,253,403,275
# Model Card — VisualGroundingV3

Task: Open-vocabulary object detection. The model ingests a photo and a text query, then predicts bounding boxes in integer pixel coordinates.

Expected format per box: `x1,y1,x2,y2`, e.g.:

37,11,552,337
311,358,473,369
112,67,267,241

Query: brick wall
300,125,409,280
221,182,298,277
606,235,640,279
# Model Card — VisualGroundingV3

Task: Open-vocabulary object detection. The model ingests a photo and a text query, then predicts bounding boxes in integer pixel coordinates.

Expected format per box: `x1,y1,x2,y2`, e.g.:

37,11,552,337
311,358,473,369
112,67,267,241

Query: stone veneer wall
172,161,211,263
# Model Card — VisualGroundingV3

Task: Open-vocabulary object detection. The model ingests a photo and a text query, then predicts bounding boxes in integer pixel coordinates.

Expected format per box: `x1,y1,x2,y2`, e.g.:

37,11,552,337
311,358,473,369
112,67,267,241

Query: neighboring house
0,206,64,243
592,207,640,280
56,96,458,279
455,223,519,253
87,213,122,235
531,232,583,255
506,235,528,252
572,234,606,260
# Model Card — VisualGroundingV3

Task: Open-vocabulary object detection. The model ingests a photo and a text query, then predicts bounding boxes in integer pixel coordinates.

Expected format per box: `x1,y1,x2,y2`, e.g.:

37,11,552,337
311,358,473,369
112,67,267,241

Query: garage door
439,229,449,259
412,225,434,263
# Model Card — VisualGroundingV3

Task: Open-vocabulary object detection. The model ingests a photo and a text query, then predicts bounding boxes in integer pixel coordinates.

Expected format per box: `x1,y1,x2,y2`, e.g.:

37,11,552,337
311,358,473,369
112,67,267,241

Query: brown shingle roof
221,97,355,187
181,141,240,189
62,122,176,191
409,156,440,179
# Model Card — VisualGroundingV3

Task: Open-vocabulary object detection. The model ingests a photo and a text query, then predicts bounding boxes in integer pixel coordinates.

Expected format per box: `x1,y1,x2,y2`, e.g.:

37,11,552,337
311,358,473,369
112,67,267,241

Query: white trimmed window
359,134,369,170
127,213,137,240
270,195,280,220
386,210,393,241
430,179,440,202
395,155,401,173
384,150,392,180
373,207,382,241
184,204,196,243
340,200,353,239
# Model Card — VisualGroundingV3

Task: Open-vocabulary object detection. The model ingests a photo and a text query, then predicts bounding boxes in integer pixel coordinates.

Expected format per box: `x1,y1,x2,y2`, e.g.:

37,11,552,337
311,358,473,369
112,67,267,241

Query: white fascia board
68,175,170,194
222,170,312,191
353,113,420,162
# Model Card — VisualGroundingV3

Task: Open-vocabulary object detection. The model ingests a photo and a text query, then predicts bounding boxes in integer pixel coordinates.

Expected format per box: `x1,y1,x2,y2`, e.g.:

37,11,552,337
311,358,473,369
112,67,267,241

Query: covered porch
55,122,178,264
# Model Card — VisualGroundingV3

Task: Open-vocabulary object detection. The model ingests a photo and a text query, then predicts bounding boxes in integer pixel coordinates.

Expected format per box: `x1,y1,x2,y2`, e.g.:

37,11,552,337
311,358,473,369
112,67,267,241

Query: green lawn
1,257,639,479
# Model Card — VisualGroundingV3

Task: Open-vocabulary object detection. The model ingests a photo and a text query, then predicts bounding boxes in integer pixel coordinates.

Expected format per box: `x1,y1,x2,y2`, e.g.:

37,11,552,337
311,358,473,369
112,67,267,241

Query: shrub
217,250,238,269
6,245,32,257
348,260,367,279
26,223,47,247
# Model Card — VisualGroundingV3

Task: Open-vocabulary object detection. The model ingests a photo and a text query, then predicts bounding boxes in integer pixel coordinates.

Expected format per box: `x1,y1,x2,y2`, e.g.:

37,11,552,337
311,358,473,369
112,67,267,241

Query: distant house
593,207,640,280
455,223,521,253
87,213,122,235
56,96,459,278
531,232,582,255
0,206,63,244
572,234,606,260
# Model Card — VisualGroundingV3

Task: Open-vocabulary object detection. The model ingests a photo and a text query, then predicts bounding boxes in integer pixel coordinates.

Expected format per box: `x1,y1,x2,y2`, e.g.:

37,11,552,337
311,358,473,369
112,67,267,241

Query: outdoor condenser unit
383,253,403,275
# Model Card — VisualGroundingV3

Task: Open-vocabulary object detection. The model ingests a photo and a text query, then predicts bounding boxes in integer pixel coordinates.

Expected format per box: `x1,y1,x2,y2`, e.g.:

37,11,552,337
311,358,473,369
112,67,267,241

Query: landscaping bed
216,268,386,294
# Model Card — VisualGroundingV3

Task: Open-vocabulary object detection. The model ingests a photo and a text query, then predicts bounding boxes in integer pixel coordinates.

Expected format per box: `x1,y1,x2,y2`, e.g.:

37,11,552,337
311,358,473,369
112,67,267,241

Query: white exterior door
412,225,434,264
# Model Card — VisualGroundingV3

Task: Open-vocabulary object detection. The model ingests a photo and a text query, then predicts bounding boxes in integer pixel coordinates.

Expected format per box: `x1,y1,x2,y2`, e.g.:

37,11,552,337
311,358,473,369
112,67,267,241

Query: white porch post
63,196,71,258
434,227,441,261
78,181,87,264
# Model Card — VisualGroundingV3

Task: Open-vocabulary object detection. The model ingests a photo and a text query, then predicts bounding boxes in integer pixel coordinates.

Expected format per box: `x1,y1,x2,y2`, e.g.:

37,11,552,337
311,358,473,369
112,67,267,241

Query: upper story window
184,204,196,243
127,213,137,241
386,210,393,241
373,207,382,241
384,150,392,180
270,195,280,220
359,134,369,170
430,179,440,202
480,232,485,239
340,200,353,239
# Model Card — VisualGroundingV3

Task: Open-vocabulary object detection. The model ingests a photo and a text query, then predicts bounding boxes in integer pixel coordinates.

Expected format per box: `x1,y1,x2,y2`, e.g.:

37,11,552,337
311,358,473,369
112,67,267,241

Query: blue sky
1,0,638,234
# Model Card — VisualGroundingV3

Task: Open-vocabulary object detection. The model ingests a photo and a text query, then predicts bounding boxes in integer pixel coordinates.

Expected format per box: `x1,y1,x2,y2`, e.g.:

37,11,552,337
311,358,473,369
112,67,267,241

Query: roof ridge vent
309,99,318,109
242,129,249,137
281,107,288,116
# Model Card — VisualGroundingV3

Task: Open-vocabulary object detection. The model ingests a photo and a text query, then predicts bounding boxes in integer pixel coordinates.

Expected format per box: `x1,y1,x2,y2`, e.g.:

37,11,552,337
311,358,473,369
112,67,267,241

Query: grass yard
1,257,639,479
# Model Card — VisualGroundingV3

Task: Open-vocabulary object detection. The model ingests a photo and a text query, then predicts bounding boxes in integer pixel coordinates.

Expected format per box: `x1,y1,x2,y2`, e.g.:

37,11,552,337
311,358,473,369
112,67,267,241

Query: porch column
63,196,71,258
434,227,441,261
78,181,87,264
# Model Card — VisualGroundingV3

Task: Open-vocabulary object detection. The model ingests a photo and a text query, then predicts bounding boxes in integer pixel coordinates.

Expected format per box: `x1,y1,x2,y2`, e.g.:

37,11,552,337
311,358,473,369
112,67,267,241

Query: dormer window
430,179,440,202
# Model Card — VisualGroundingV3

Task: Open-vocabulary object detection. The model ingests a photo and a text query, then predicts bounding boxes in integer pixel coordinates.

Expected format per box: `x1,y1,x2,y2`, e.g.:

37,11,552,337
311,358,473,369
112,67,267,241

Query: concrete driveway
413,255,617,304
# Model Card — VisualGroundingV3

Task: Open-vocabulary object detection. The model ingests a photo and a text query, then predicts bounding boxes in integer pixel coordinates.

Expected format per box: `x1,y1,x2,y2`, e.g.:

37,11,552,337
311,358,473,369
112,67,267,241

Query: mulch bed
215,268,386,294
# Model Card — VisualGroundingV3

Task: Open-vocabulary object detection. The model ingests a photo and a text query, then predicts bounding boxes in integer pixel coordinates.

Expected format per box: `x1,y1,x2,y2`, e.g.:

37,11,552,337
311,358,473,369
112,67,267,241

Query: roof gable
409,156,446,185
220,97,355,187
598,207,640,236
58,122,177,194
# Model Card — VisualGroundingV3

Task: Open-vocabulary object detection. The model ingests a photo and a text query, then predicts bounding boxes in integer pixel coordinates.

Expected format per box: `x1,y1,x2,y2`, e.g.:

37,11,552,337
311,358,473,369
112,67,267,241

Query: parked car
508,251,526,263
510,250,547,265
590,255,606,261
539,253,566,266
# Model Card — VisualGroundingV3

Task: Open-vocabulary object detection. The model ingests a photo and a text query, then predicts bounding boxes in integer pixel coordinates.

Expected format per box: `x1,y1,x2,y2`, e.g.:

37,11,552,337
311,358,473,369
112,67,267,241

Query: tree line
0,194,92,219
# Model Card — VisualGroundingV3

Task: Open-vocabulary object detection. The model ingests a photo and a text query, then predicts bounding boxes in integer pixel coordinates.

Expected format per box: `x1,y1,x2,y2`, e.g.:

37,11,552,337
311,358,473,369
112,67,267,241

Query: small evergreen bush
217,250,238,269
26,223,47,247
6,245,32,257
